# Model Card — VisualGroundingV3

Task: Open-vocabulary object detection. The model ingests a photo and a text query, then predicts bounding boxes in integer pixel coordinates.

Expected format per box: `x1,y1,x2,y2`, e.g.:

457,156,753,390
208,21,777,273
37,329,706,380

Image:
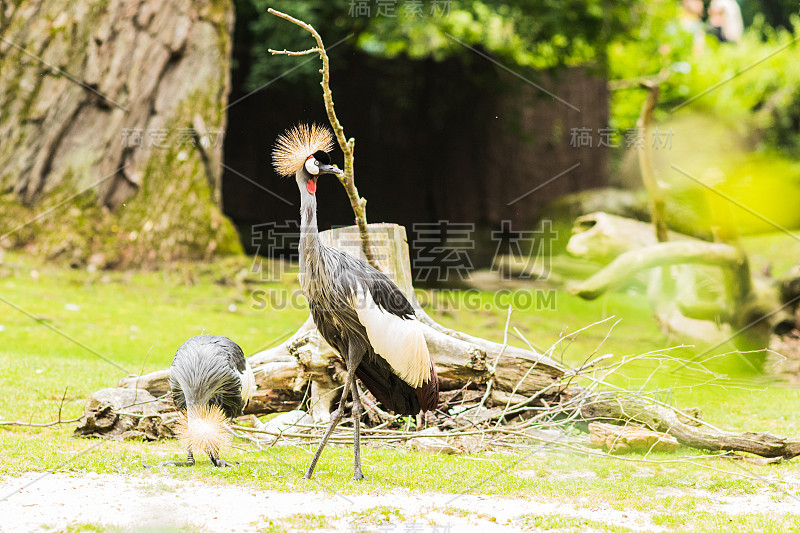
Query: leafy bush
610,5,800,156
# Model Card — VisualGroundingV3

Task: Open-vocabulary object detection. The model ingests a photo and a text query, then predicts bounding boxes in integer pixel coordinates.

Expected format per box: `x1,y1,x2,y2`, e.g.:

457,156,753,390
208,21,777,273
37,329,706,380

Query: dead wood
565,212,796,360
570,240,747,302
636,81,668,244
91,338,800,461
579,393,800,459
589,422,678,454
74,388,179,441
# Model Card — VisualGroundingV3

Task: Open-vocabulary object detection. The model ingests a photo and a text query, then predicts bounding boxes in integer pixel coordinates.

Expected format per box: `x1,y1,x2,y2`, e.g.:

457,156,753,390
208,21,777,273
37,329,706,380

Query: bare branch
1,415,82,428
268,48,323,56
267,8,378,267
569,241,747,300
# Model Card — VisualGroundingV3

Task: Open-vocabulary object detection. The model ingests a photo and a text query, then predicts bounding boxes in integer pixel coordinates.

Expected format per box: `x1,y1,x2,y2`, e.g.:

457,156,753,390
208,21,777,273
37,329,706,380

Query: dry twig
267,8,377,267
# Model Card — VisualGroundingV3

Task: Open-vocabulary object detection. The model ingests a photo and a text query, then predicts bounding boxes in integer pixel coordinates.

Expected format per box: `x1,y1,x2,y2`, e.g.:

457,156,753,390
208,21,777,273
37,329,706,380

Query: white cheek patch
305,158,319,175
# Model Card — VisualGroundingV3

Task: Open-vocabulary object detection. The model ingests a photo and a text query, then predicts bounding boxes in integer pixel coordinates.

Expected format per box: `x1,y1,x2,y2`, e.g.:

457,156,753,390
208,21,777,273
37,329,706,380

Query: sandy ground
0,473,798,532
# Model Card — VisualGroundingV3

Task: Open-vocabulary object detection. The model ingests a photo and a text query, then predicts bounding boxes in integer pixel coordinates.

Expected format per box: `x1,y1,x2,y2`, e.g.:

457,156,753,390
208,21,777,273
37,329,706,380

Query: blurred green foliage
356,0,639,68
238,0,368,90
609,2,800,157
235,0,642,91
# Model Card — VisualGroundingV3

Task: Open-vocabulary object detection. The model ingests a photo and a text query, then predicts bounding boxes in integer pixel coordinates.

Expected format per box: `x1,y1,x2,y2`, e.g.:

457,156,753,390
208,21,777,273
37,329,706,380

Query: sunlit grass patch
62,524,126,533
701,478,760,495
516,514,634,532
348,506,405,525
651,512,691,528
259,512,332,532
671,511,800,532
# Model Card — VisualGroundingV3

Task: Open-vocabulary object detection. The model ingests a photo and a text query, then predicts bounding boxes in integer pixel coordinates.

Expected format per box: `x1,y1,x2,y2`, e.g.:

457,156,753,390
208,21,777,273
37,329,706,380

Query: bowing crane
273,123,439,480
165,335,256,467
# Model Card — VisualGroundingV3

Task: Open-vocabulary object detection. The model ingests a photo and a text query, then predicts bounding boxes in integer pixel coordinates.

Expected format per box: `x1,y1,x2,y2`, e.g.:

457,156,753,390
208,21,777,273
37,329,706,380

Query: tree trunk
0,0,240,266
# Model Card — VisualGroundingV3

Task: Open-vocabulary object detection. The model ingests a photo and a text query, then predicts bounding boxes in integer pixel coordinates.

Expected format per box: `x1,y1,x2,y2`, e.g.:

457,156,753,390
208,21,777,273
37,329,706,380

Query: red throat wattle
306,178,317,195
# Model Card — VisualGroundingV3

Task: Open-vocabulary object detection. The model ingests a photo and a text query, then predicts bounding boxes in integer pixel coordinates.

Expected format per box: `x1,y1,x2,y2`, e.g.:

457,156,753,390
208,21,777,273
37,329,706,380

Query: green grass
348,506,406,524
257,513,332,533
0,254,307,423
651,512,800,532
2,233,800,531
62,524,126,533
517,514,634,532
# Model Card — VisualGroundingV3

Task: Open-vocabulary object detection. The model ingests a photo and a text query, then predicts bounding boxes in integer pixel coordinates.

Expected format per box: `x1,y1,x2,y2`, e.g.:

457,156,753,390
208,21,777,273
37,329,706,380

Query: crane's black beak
318,164,343,176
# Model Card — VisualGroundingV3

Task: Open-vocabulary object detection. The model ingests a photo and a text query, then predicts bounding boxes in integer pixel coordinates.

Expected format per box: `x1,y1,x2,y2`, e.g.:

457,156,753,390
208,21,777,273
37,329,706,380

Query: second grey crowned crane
273,123,439,481
165,335,256,467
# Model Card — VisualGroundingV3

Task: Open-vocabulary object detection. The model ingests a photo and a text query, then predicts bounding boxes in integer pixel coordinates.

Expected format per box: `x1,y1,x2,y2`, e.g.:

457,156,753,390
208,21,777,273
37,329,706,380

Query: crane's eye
314,160,320,166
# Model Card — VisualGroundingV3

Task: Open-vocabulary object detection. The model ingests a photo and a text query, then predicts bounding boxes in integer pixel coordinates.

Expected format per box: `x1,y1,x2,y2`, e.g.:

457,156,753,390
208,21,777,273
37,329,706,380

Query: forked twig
1,387,81,427
267,8,377,267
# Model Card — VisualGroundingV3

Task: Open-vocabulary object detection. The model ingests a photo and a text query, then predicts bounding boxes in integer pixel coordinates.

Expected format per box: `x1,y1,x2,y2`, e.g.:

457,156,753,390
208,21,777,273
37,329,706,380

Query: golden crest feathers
272,123,336,177
178,404,232,459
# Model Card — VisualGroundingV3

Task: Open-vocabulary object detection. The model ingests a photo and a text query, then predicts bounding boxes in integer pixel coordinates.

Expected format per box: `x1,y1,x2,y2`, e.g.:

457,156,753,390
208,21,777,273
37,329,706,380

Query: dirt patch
0,473,798,531
0,473,645,532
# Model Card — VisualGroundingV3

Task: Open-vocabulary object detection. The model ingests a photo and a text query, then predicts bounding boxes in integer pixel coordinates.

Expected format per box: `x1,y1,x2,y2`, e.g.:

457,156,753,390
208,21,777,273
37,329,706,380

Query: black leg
210,455,232,468
303,368,353,479
160,450,196,467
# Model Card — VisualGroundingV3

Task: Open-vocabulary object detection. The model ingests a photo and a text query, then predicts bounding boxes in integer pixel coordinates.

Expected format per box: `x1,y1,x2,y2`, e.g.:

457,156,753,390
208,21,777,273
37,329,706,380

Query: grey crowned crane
272,124,439,480
164,335,256,467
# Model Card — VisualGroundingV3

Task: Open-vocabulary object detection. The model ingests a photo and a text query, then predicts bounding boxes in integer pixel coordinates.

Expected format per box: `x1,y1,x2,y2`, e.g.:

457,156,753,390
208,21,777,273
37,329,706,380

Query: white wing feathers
353,285,432,388
240,360,257,406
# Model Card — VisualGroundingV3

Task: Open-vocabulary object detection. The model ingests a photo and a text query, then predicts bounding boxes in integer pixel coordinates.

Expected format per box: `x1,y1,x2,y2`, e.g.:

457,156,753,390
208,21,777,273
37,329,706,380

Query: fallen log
566,212,694,264
570,240,747,302
87,334,800,461
589,422,678,454
74,388,179,441
565,212,796,357
578,392,800,459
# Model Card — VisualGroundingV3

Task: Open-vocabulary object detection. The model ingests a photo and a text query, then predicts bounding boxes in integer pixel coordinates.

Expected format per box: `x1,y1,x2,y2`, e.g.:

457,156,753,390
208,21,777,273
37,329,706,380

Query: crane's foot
159,459,195,467
160,461,191,467
160,452,195,467
210,456,233,468
352,470,366,481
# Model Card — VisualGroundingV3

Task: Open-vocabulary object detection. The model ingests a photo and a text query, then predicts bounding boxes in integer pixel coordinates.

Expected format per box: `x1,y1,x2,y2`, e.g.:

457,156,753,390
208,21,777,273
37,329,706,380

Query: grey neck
297,168,321,275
